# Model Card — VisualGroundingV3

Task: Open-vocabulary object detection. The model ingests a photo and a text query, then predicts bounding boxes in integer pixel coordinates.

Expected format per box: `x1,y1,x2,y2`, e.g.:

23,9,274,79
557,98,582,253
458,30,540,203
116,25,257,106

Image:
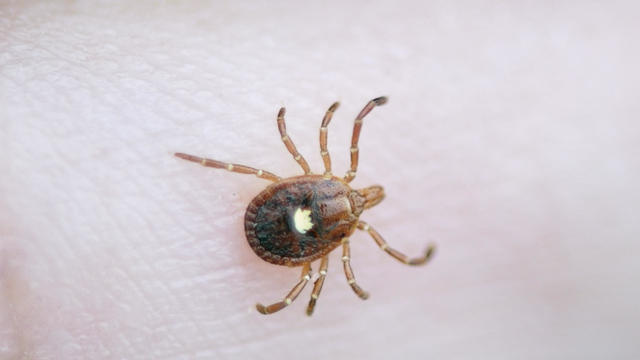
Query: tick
175,97,436,316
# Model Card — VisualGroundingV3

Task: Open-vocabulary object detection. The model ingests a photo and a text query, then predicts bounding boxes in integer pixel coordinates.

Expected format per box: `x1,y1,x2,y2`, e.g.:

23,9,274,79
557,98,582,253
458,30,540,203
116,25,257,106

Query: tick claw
256,303,268,314
408,245,436,266
427,244,436,257
306,300,316,316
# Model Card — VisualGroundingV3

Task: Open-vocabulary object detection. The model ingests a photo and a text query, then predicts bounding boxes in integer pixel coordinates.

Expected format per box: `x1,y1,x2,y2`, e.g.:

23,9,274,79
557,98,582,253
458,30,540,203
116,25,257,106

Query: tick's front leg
358,221,435,266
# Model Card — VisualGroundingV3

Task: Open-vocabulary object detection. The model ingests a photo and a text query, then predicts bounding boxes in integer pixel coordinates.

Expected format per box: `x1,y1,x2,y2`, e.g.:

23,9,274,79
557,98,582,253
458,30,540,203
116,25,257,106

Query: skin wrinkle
32,111,200,356
120,203,213,353
0,246,24,359
15,25,212,129
103,179,229,356
49,193,118,356
6,139,93,358
118,159,256,355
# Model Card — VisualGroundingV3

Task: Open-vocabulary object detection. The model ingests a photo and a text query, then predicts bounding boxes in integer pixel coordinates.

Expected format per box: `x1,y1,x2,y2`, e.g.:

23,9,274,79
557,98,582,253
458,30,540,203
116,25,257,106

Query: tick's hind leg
277,107,312,174
358,221,435,266
306,255,329,316
344,96,387,183
256,263,312,315
174,153,281,182
342,238,370,300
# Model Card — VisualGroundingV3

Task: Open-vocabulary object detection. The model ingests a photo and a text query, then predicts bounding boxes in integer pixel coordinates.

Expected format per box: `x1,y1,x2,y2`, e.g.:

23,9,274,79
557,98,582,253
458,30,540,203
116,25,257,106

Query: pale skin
2,2,640,360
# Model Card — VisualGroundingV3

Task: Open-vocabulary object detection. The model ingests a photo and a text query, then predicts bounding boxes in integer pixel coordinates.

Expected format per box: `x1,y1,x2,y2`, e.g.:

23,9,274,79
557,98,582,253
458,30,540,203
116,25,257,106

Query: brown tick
175,97,436,316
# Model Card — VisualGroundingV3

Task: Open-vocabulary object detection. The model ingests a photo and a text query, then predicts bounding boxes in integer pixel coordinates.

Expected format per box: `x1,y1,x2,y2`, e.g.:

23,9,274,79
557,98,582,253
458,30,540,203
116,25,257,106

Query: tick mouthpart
358,185,385,210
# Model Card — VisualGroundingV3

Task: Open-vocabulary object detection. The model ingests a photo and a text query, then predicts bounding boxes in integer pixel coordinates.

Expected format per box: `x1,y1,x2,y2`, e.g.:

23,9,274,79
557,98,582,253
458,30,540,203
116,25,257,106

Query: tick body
175,97,435,316
246,175,373,266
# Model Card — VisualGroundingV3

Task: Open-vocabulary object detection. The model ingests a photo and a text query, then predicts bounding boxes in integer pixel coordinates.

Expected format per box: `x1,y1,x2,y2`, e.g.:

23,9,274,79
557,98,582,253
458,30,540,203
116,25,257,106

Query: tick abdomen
245,175,360,266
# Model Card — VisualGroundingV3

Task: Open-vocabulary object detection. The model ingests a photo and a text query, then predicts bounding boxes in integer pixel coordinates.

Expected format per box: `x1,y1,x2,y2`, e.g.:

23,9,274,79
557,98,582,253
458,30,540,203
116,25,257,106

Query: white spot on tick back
293,208,313,233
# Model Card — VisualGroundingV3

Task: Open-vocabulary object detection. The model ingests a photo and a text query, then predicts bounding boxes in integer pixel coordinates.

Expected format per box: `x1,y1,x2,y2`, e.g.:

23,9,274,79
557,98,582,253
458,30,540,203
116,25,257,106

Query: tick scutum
245,175,360,266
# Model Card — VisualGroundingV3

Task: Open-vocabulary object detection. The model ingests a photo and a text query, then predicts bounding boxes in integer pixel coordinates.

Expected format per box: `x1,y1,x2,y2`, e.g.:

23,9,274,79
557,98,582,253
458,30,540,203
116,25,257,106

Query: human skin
2,1,640,359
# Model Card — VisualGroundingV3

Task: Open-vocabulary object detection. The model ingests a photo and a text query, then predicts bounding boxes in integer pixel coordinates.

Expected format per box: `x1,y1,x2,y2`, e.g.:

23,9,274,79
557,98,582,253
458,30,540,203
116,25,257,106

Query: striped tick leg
277,107,312,174
256,263,312,315
344,96,388,183
306,255,329,316
319,102,340,177
342,238,370,300
174,153,281,182
358,221,435,266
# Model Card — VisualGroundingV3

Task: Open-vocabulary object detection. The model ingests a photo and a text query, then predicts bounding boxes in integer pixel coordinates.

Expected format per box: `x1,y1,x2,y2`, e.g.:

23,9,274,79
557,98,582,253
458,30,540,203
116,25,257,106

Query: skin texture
1,1,640,359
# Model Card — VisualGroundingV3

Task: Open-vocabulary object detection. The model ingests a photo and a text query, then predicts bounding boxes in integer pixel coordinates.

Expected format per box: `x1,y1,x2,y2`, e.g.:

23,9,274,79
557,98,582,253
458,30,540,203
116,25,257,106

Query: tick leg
306,255,329,316
344,96,388,183
174,153,281,182
358,221,436,266
277,107,312,174
342,238,369,300
256,263,312,315
319,102,340,177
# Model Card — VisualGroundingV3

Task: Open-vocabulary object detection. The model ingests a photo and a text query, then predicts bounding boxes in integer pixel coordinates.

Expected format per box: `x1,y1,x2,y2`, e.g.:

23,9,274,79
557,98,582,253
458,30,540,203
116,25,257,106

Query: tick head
356,185,385,211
